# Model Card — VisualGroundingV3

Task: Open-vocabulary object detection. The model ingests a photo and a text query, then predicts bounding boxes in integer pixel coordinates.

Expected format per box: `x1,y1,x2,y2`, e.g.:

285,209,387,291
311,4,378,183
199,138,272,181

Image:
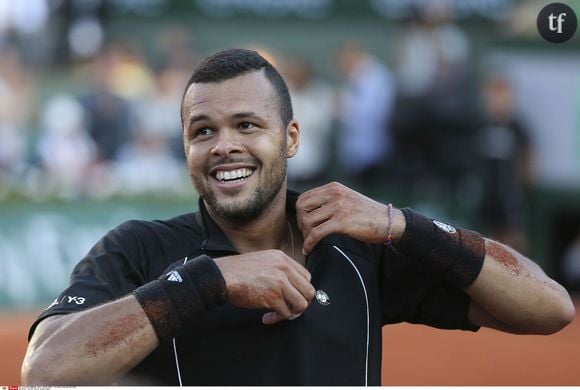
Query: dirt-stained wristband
395,208,485,288
133,254,227,341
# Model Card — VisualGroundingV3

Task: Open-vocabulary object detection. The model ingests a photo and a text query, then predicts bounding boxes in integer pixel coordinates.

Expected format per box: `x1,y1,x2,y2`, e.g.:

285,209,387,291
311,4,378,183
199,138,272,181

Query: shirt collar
197,189,301,255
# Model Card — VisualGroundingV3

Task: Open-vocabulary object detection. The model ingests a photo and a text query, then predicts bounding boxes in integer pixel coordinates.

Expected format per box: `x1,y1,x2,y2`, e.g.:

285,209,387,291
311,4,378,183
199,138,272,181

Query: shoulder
78,212,204,284
110,212,202,244
90,212,203,271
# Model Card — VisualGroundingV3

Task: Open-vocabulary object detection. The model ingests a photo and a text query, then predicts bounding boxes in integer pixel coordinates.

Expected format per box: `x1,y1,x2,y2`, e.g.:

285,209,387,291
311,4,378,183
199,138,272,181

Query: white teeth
215,168,254,182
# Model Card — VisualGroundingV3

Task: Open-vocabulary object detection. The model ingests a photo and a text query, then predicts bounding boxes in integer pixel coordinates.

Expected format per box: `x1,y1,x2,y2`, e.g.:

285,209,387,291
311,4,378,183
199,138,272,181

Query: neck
205,186,292,256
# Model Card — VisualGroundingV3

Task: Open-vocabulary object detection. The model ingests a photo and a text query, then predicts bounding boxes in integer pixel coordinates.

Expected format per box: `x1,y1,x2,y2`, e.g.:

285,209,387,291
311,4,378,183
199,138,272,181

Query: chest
152,244,382,385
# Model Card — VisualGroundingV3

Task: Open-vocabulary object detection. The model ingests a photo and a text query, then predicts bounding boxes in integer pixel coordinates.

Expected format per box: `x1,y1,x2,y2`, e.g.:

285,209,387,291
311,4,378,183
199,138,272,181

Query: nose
210,128,243,157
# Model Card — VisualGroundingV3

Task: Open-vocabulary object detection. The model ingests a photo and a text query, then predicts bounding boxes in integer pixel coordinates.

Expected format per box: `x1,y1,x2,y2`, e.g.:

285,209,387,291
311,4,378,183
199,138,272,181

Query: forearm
465,239,575,334
22,295,158,385
392,208,574,334
22,255,229,385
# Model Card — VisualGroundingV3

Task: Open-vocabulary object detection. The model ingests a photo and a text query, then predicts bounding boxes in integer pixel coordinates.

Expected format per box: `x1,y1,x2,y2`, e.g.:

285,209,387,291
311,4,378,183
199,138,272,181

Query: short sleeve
28,221,150,340
379,245,479,331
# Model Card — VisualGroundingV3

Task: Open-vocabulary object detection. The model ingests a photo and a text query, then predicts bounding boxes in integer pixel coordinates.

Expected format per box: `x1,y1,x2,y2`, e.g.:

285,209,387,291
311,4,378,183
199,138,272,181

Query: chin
213,202,265,221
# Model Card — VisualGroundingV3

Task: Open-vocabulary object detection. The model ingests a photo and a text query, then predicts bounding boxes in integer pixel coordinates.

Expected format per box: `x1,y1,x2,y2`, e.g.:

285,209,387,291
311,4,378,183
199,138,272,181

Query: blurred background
1,0,580,385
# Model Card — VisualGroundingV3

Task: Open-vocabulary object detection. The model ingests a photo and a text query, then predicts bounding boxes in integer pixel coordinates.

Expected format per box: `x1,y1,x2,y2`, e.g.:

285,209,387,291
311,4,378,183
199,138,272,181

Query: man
21,49,574,386
336,42,395,193
475,74,534,253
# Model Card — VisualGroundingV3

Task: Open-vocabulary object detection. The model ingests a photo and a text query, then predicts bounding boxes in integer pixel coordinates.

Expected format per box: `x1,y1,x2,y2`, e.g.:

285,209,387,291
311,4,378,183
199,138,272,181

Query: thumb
262,311,285,325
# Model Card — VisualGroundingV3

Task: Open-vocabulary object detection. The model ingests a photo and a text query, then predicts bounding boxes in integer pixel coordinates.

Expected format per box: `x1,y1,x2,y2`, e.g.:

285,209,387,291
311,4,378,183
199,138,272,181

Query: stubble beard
192,147,287,221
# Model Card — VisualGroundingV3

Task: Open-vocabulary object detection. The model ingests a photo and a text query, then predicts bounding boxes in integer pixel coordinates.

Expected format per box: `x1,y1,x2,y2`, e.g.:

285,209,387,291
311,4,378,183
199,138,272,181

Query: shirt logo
315,290,330,306
433,220,457,234
166,270,183,282
67,296,86,305
45,298,60,310
45,295,86,309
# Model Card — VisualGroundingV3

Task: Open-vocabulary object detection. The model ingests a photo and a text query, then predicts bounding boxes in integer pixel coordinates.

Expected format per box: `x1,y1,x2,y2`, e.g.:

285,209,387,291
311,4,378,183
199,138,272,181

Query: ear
286,120,300,158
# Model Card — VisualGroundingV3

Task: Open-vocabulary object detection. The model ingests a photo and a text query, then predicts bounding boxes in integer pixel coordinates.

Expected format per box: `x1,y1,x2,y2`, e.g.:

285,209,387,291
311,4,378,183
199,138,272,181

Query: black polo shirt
30,190,477,385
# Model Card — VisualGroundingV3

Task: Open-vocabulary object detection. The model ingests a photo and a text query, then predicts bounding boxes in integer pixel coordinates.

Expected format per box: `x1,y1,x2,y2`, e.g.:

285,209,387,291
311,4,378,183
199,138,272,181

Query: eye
239,122,256,130
196,127,214,137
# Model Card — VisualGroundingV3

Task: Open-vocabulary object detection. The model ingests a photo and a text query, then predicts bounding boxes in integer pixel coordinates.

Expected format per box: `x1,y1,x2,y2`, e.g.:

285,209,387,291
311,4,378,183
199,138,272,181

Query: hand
214,250,315,325
296,182,404,255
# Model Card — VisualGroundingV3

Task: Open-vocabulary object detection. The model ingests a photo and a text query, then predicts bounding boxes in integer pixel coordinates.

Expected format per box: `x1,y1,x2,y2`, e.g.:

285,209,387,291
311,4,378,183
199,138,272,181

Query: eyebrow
231,112,260,120
188,114,210,128
187,112,263,129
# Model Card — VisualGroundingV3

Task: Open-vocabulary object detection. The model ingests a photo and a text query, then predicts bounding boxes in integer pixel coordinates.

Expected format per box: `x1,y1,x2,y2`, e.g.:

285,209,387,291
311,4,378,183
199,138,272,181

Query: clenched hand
215,250,315,325
297,182,404,254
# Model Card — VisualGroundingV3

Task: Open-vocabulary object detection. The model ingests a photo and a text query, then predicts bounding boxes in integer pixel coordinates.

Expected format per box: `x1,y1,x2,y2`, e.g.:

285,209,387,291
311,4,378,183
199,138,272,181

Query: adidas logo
166,270,183,282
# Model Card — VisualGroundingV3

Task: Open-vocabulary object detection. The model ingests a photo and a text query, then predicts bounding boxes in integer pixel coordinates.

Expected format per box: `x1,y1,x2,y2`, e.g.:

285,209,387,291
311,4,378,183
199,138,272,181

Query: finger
286,260,316,298
279,252,312,282
296,204,307,233
303,218,339,255
282,284,310,315
297,187,331,213
262,285,311,325
297,184,326,203
296,202,324,234
299,204,333,240
263,298,292,325
262,311,286,325
298,182,347,211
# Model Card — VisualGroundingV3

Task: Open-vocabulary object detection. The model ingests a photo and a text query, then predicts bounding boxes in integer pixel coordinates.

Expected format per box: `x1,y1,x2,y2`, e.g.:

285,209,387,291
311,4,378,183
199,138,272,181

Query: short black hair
181,48,293,128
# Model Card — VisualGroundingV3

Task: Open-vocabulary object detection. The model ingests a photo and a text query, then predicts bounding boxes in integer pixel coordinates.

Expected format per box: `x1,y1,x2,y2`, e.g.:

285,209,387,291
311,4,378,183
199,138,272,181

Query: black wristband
133,254,227,341
395,208,485,288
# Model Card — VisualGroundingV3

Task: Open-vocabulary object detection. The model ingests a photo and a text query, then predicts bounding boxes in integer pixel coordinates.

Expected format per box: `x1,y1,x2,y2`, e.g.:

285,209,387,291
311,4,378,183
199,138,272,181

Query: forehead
182,70,279,122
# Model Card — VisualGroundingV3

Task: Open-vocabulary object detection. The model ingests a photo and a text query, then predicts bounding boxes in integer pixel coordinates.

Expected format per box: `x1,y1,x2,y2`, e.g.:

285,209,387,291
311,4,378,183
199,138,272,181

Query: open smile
214,167,255,183
208,164,258,190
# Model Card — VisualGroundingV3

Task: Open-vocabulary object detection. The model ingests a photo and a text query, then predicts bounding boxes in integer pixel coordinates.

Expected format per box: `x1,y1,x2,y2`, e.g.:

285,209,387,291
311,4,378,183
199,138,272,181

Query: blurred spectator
150,27,199,159
152,26,198,75
0,45,36,193
282,56,335,190
336,41,395,194
0,0,49,41
104,42,155,103
136,65,189,161
113,131,185,196
105,33,193,195
52,0,107,63
35,94,97,198
394,1,469,98
391,0,476,190
79,48,136,163
474,74,535,253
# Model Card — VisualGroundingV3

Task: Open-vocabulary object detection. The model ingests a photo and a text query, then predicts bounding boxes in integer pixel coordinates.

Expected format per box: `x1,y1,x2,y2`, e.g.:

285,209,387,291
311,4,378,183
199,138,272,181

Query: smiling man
21,49,575,386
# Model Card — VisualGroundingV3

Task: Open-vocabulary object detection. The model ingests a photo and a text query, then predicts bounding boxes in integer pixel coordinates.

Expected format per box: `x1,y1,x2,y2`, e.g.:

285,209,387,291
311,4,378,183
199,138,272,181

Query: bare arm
21,250,314,385
21,295,158,385
297,182,575,335
465,239,575,334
